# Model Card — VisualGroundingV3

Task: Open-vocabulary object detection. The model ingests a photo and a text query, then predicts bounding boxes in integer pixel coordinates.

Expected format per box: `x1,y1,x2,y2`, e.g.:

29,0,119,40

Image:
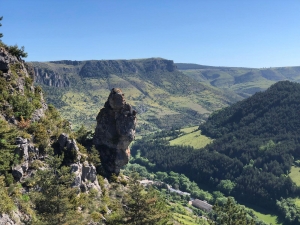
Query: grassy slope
169,126,212,149
289,166,300,186
177,64,300,98
173,213,208,225
32,60,240,133
252,211,280,225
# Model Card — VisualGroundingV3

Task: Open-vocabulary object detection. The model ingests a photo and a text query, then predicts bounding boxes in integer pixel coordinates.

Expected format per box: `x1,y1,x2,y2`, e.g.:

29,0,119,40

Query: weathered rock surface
93,88,137,175
70,162,101,193
58,133,79,152
57,133,101,193
0,47,47,123
12,137,40,181
0,214,15,225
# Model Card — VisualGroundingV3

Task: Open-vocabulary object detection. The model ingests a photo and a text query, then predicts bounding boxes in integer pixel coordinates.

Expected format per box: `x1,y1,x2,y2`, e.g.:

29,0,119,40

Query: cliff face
79,58,176,78
32,58,176,84
34,67,70,87
93,88,137,175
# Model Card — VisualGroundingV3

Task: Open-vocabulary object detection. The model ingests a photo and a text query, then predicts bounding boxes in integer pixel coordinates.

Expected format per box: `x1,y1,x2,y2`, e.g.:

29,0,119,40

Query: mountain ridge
31,58,240,132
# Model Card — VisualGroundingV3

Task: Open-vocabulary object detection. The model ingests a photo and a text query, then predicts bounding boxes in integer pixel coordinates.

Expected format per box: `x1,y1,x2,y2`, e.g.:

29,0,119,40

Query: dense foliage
133,81,300,213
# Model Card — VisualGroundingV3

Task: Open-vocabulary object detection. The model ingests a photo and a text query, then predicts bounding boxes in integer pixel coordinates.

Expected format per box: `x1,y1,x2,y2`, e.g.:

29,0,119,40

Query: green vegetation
132,81,300,225
252,210,280,225
0,119,19,176
31,60,241,132
173,212,208,224
209,198,255,225
289,166,300,186
30,155,83,224
106,173,170,225
177,63,300,98
170,126,212,149
276,198,300,224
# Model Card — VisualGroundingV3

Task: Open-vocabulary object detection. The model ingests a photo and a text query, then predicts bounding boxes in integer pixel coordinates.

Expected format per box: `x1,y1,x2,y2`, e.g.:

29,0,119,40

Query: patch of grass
170,129,212,149
289,166,300,186
294,198,300,208
252,210,280,225
173,212,208,225
179,126,199,134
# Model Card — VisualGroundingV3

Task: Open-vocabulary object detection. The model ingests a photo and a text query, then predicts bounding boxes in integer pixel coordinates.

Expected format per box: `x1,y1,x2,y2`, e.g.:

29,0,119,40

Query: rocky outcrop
58,133,79,152
57,133,101,193
0,214,15,225
93,88,137,175
12,137,40,181
0,47,47,123
34,67,70,87
70,162,101,193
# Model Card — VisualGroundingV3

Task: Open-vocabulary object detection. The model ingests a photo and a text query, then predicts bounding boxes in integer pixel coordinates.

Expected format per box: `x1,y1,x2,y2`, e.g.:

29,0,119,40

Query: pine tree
31,155,83,225
0,119,18,175
123,173,170,225
209,198,255,225
0,16,3,39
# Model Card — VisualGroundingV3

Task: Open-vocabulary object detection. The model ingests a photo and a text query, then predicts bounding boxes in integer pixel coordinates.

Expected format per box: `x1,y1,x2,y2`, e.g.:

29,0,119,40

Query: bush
7,45,28,59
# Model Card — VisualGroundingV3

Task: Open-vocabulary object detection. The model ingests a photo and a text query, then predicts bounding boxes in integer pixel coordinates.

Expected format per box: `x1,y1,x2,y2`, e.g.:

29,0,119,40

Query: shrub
7,45,28,59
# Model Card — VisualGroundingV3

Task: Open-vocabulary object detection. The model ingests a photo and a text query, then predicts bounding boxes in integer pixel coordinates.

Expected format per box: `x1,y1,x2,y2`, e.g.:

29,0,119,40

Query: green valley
31,59,242,133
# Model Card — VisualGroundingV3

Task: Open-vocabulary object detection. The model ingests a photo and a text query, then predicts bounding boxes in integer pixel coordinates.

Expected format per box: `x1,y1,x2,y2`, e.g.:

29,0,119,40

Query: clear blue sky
1,0,300,68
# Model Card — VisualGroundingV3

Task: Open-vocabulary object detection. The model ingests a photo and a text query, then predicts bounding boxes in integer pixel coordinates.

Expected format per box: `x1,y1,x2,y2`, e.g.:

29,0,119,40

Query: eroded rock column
93,88,137,175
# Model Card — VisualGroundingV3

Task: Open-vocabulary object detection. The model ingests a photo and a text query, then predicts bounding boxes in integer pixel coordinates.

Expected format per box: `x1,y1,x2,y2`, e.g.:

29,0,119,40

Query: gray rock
0,214,15,225
12,165,23,180
16,137,27,145
58,133,69,148
31,101,48,122
82,164,96,182
70,162,101,193
28,145,39,160
21,162,28,172
66,139,79,151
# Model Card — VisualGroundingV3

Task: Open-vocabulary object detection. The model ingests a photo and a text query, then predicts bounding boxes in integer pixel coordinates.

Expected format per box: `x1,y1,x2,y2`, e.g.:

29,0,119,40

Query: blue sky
1,0,300,67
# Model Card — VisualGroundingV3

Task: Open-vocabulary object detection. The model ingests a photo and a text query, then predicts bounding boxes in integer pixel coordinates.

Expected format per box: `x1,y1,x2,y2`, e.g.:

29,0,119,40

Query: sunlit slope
169,126,212,149
31,59,241,132
289,166,300,186
177,63,300,98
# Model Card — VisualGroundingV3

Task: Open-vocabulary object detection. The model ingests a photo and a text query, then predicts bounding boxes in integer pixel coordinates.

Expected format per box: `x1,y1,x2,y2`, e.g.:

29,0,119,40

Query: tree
0,176,14,214
209,198,255,225
0,16,3,39
31,155,83,225
7,45,28,59
217,179,235,195
0,119,18,175
123,173,170,224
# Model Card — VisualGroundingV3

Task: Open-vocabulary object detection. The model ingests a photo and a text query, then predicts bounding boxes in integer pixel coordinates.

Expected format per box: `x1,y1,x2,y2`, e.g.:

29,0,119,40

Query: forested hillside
133,81,300,224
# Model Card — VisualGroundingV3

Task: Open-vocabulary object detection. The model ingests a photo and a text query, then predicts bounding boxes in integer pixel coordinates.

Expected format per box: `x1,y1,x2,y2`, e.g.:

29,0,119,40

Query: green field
252,210,280,225
170,126,212,149
289,166,300,186
173,213,208,225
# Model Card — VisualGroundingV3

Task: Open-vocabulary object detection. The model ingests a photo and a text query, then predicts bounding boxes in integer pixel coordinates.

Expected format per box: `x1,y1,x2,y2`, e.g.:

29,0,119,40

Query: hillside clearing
289,166,300,186
170,127,212,149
